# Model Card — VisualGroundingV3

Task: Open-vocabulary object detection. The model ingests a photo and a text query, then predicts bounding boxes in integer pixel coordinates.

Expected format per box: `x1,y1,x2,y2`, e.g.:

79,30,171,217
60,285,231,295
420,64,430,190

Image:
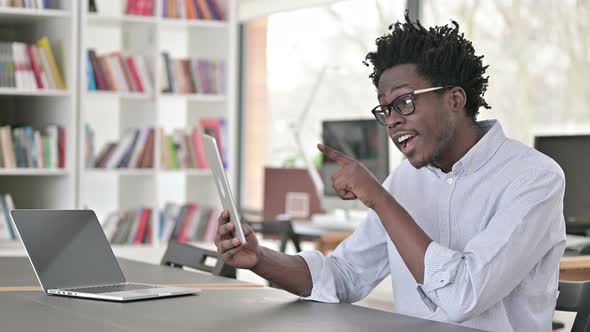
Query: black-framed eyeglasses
371,86,451,126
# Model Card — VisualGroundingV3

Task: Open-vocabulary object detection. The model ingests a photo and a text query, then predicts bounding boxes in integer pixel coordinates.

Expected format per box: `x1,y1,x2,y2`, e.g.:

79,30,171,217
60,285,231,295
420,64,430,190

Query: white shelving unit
78,0,238,253
0,1,78,210
0,7,71,22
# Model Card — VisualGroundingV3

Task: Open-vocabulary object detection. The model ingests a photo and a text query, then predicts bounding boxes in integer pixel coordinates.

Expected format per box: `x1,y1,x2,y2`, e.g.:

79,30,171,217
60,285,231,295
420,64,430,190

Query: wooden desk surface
560,255,590,281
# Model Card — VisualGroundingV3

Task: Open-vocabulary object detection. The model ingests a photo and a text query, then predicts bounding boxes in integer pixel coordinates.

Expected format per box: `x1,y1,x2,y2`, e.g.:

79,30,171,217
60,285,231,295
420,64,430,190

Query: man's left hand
318,144,385,209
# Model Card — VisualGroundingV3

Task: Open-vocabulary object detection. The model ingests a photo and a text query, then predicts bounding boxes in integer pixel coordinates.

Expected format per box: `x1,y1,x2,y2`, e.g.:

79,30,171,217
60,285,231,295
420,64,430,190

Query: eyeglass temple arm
413,86,447,94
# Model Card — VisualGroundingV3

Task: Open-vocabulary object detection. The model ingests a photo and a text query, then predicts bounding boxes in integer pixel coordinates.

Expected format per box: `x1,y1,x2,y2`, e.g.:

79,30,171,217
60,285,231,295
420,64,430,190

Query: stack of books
0,193,16,241
101,208,154,245
160,127,207,170
100,203,222,245
160,118,227,170
0,125,65,169
0,0,51,9
158,202,221,243
87,50,153,94
0,37,66,90
161,0,224,20
91,127,155,169
125,0,154,16
160,52,225,95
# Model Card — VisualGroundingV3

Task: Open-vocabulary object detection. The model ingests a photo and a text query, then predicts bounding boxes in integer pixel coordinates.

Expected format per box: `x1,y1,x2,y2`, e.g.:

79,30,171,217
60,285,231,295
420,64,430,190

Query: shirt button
447,178,453,184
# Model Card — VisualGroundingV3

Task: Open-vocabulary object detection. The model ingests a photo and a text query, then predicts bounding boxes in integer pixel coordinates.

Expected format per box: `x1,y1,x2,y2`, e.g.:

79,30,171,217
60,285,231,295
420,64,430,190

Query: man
215,15,565,332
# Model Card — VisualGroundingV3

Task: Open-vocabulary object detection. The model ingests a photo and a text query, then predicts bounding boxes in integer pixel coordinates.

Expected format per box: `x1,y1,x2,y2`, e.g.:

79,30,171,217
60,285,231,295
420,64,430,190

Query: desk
0,256,258,290
0,257,484,332
560,255,590,281
290,221,355,254
292,220,355,237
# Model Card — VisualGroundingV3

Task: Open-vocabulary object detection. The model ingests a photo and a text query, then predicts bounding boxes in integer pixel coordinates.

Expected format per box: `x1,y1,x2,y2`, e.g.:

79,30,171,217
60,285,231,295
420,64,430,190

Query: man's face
377,64,456,169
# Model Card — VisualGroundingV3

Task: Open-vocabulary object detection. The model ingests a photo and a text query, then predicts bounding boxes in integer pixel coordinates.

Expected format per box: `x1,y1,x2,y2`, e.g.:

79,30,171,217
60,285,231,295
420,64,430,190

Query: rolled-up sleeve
297,210,390,303
417,170,566,322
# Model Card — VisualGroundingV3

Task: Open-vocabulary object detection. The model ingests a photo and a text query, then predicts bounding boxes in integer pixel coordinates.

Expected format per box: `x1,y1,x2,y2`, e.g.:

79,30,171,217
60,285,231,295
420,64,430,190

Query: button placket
441,172,459,247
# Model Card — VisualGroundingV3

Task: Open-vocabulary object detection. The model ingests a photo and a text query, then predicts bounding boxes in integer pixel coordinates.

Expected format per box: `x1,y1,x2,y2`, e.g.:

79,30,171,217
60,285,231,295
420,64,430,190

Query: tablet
201,134,247,245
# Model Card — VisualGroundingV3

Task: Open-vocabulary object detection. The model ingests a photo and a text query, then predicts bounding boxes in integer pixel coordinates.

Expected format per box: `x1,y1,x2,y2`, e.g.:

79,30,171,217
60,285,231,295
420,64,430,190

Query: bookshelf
0,1,78,211
78,0,238,252
0,7,71,22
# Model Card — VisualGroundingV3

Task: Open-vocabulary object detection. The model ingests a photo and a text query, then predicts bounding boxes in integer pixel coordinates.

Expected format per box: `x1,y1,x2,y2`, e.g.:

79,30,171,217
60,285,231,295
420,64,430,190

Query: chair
241,208,303,253
554,280,590,332
247,219,303,253
160,241,236,279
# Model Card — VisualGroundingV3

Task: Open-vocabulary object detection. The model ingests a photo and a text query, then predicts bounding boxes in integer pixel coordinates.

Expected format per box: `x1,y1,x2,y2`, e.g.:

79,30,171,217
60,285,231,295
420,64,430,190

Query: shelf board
0,7,71,22
160,169,212,176
85,168,156,176
86,13,157,26
159,93,226,102
0,88,70,97
159,18,227,29
86,91,153,100
0,169,68,176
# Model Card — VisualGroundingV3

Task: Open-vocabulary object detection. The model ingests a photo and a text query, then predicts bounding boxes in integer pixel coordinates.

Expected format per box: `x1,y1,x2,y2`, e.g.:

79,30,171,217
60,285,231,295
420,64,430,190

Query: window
239,0,590,214
422,0,590,144
240,0,406,213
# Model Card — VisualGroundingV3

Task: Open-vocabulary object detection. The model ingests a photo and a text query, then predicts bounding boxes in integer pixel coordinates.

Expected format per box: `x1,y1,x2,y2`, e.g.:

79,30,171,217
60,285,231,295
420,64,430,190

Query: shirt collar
427,120,506,176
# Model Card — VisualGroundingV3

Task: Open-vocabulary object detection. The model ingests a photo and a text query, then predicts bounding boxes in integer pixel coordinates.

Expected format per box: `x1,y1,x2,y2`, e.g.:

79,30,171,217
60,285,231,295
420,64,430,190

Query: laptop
10,209,199,301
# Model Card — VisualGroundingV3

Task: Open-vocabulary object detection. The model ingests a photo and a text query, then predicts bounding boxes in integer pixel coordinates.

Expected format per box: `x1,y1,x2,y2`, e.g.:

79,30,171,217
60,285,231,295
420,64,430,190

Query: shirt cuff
417,241,461,310
297,250,339,303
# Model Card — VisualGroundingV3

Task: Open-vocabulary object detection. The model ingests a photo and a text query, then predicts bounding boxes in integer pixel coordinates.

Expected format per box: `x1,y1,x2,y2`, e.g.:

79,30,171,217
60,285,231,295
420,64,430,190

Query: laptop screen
11,210,125,290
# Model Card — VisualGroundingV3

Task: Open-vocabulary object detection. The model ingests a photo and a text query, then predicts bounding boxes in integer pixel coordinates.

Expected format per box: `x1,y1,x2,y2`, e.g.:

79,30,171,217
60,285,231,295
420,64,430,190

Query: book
0,194,16,240
199,118,226,168
86,55,96,91
26,44,44,89
88,0,97,13
0,194,12,240
36,37,65,90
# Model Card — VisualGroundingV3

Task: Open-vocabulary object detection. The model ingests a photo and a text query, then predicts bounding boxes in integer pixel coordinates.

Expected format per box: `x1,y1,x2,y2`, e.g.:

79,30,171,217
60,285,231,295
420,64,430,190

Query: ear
448,87,467,113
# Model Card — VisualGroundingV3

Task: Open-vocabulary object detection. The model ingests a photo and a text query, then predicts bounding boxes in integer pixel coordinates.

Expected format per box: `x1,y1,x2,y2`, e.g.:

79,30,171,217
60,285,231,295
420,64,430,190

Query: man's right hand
214,210,259,269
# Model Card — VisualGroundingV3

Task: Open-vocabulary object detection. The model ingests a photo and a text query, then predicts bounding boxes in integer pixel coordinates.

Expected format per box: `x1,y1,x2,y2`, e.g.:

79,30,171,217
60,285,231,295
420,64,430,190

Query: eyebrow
377,83,409,99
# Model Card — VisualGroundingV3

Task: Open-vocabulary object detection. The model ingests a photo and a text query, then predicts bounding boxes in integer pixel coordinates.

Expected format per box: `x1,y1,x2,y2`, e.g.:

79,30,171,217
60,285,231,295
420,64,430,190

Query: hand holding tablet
201,134,247,245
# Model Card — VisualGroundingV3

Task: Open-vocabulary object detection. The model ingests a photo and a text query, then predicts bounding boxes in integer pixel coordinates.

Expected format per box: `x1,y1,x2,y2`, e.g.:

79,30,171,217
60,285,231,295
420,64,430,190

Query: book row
161,0,224,20
0,0,50,9
0,38,66,90
100,203,222,244
87,117,227,170
87,50,153,94
0,125,65,169
161,53,225,95
89,0,226,21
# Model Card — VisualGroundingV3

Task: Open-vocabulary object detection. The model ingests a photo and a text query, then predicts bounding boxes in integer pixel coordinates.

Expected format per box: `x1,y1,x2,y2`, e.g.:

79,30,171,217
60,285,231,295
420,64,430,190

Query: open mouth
397,134,418,154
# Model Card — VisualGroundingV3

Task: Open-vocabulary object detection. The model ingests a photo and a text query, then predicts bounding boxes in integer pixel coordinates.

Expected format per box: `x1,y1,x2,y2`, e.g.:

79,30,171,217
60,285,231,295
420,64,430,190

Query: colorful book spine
36,37,65,90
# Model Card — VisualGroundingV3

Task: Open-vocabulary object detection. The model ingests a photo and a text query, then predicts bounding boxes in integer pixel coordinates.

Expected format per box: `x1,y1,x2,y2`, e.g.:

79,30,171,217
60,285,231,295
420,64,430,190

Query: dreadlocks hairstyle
364,13,491,121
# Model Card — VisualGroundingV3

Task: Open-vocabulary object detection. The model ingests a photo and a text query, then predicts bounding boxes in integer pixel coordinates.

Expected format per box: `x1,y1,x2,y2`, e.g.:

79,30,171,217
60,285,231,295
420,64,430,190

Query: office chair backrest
556,280,590,332
160,241,236,279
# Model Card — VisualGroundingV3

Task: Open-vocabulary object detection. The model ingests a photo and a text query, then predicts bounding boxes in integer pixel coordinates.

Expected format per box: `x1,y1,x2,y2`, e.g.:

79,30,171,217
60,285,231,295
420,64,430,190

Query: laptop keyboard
67,283,159,294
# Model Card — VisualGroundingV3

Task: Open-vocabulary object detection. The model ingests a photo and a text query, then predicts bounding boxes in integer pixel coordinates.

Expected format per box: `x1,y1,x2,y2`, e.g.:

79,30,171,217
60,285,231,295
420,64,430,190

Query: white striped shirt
299,120,566,332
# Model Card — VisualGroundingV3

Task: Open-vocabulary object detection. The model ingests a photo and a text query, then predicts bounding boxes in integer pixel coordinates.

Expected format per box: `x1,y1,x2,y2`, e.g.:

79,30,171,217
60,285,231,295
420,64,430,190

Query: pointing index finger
318,144,352,166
